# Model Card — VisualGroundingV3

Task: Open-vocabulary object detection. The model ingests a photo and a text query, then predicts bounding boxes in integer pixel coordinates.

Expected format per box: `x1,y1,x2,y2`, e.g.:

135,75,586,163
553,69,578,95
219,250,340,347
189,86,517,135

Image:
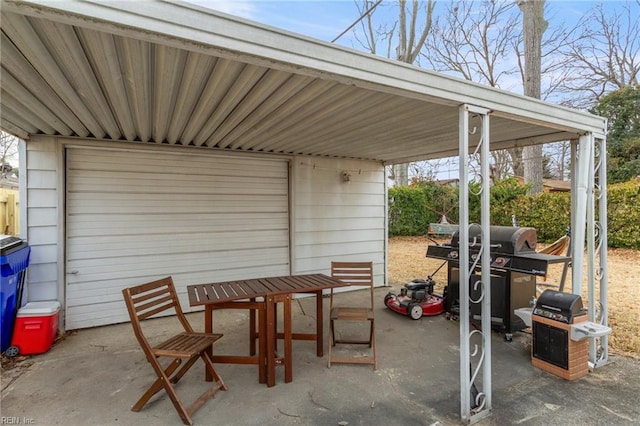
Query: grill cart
426,225,571,340
532,289,611,380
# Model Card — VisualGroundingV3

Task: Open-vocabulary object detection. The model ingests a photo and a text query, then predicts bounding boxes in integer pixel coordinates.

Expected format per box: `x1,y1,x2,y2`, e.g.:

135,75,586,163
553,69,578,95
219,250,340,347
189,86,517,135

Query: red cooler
10,301,60,356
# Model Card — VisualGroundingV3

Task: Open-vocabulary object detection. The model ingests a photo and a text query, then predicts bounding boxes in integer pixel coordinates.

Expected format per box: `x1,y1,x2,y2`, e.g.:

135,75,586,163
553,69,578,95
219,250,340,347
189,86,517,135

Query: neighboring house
0,1,606,334
540,179,572,192
514,176,572,192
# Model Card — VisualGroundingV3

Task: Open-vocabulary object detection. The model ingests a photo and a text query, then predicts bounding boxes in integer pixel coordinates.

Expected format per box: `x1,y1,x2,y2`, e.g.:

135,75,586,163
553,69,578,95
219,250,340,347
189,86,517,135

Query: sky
183,1,631,95
186,1,366,44
184,0,619,49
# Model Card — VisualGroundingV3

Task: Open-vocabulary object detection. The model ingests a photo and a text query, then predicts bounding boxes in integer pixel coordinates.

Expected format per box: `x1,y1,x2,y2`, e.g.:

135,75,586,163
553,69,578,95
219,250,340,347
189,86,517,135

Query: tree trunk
519,0,547,194
393,164,409,186
509,147,524,176
392,0,433,186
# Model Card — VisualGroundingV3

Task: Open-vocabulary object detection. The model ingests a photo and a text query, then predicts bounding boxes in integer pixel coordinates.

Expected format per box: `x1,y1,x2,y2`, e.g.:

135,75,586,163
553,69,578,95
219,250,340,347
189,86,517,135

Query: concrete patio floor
2,287,639,425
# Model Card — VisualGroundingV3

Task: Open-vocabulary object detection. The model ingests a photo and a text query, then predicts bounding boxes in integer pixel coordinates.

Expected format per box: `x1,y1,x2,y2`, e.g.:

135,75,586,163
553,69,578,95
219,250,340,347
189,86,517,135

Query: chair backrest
330,261,374,309
122,277,193,354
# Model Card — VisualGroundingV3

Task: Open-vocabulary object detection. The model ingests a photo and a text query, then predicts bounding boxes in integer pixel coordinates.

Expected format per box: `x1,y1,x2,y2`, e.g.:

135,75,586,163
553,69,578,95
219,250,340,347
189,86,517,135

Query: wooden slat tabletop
187,273,346,307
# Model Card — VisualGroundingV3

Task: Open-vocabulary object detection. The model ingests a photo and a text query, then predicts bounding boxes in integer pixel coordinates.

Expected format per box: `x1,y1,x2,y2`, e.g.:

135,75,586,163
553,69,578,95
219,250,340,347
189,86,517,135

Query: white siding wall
24,136,60,302
291,156,386,284
23,139,388,329
65,146,290,329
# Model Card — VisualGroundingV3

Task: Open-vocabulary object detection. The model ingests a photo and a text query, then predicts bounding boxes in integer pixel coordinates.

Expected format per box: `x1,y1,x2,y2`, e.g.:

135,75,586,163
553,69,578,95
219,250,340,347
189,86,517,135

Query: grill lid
534,289,585,323
451,225,537,255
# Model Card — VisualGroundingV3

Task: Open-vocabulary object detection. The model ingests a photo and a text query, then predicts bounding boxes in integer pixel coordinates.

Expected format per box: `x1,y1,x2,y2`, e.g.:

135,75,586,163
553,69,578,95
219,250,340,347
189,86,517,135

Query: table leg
249,298,257,356
258,303,267,384
265,294,293,386
206,301,266,384
266,295,276,387
315,290,323,357
205,305,213,382
283,294,293,383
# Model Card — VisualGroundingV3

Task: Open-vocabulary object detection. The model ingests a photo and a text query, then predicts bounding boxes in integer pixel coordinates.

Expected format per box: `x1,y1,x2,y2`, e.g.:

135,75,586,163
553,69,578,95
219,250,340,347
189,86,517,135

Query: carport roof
1,0,607,164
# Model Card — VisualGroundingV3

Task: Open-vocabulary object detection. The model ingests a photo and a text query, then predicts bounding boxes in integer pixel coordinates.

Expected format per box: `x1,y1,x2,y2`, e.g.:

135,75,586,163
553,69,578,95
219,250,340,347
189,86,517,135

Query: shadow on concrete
2,287,639,425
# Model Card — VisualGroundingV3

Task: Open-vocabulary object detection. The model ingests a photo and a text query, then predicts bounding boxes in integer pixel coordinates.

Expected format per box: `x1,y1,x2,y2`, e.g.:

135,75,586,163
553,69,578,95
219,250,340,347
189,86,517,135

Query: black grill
450,225,537,255
426,226,571,337
533,289,585,324
532,290,587,371
428,225,567,277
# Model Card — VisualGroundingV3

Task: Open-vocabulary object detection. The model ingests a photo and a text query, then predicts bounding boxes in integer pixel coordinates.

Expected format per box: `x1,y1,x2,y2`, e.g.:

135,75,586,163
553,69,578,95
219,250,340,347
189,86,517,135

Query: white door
65,147,290,329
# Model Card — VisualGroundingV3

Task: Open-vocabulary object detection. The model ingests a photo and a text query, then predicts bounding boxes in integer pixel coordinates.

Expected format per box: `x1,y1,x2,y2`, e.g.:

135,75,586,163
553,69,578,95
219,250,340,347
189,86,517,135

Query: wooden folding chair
122,277,227,425
328,261,377,369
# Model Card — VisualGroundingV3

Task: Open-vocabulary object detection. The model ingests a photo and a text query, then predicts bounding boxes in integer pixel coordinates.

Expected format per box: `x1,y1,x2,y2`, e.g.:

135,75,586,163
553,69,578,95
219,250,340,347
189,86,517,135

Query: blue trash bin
1,236,31,353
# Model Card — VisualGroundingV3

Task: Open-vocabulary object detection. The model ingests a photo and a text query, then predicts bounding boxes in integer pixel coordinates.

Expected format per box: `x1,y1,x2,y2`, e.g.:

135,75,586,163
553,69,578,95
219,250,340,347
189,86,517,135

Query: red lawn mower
384,262,446,320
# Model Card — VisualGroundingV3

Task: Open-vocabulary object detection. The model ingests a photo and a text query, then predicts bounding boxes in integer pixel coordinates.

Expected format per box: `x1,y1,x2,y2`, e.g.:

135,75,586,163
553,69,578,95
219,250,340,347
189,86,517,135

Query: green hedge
388,179,640,249
607,180,640,248
495,191,571,241
388,186,434,236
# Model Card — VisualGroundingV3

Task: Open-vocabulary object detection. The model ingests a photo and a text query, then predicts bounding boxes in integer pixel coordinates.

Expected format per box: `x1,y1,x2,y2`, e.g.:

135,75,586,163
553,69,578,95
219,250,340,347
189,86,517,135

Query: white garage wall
291,156,386,284
22,138,387,330
64,146,290,329
23,136,60,303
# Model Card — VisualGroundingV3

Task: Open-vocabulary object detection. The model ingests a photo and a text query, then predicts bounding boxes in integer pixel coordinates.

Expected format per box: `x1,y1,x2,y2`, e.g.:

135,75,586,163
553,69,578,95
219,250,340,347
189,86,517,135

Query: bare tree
512,1,585,185
557,1,640,108
408,158,448,182
519,0,547,194
396,0,434,63
423,0,525,180
544,141,570,180
356,1,632,187
538,1,639,185
422,1,584,184
512,3,581,104
424,0,521,87
354,0,435,186
352,0,394,56
1,131,19,178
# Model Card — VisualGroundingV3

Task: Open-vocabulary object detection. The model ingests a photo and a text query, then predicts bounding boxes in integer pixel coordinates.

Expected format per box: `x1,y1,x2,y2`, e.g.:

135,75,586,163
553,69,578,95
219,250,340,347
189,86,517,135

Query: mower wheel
383,293,394,307
408,303,423,320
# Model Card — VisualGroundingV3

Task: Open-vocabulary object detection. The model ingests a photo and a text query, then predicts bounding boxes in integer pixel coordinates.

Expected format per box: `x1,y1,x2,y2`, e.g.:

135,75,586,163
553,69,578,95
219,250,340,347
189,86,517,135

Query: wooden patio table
187,273,348,387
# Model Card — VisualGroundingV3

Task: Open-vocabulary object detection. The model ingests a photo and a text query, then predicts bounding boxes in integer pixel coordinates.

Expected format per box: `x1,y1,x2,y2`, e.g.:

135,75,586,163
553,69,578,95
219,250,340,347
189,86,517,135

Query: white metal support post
587,134,596,335
570,139,577,266
592,136,609,367
571,133,609,367
571,134,593,296
459,105,492,424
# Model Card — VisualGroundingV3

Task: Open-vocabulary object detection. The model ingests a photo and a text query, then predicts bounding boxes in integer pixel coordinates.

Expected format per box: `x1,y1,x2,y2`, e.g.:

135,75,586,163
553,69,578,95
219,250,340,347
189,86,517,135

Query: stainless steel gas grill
426,225,571,339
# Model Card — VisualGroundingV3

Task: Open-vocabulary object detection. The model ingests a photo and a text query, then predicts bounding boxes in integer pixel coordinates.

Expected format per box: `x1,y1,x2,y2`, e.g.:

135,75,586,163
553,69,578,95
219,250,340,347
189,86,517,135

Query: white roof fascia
383,130,583,166
3,0,607,137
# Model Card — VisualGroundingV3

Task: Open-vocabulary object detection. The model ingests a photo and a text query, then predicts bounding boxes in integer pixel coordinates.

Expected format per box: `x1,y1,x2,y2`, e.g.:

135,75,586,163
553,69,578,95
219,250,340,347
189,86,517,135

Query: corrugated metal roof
0,0,607,164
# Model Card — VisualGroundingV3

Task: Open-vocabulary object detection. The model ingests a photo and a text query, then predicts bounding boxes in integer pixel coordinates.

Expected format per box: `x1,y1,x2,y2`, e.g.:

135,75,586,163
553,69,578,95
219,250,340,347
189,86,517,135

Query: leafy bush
607,180,640,248
499,192,571,241
608,137,640,183
388,181,462,235
388,179,640,249
591,86,640,184
388,185,432,236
